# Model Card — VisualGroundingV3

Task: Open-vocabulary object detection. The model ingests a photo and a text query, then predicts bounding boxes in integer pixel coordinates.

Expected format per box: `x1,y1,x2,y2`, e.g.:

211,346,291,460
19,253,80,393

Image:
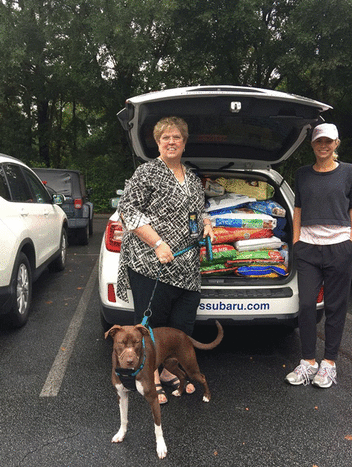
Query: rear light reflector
317,286,324,303
105,220,123,252
108,284,116,303
74,198,83,209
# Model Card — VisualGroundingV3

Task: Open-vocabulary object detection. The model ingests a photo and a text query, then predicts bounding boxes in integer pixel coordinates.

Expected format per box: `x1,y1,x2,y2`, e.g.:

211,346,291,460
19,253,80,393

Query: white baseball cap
311,123,339,142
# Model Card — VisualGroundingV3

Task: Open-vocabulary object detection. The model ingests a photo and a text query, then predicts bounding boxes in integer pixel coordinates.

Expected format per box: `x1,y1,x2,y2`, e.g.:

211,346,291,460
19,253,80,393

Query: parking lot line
39,260,99,397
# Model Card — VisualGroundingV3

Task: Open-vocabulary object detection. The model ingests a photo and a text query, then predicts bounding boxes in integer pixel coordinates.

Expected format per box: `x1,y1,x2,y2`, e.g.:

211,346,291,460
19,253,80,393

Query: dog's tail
189,320,223,350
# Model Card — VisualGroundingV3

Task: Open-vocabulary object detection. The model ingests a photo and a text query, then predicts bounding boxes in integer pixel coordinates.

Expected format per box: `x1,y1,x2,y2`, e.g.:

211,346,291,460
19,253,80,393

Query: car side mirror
110,197,120,209
110,189,124,209
52,194,65,205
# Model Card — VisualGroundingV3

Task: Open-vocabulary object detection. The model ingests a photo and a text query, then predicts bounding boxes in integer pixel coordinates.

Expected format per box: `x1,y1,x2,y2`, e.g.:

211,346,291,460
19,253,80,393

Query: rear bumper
67,218,89,230
101,303,135,326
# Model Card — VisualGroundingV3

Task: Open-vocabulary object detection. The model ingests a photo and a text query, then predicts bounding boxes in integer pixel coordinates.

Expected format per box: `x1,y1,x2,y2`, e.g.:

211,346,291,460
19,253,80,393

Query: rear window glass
143,115,297,161
137,96,319,162
34,170,78,197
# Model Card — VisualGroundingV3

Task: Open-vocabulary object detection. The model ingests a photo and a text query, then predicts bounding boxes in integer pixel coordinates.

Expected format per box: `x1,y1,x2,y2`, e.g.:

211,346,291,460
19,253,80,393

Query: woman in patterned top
285,123,352,388
117,116,213,403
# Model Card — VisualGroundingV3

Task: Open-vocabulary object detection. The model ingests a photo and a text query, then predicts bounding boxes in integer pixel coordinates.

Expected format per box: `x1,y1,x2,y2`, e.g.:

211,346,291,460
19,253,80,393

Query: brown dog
105,321,223,459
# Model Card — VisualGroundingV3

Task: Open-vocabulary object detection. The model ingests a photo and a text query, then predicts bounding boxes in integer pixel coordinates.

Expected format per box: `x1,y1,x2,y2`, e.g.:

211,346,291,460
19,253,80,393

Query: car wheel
8,253,32,328
49,228,68,272
78,223,89,245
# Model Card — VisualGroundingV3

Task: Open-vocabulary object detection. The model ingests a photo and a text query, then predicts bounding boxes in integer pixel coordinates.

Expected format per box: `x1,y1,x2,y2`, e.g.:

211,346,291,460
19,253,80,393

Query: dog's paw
203,395,210,402
156,439,167,459
112,428,126,443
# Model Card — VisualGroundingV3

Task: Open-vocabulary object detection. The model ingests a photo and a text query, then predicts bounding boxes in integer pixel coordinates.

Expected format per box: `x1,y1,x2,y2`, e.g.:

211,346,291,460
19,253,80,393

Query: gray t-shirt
294,161,352,227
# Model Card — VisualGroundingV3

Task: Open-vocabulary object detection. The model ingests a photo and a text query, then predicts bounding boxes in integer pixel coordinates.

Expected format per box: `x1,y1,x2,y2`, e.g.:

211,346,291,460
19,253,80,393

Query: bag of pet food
200,244,238,266
204,179,225,197
215,177,275,200
205,193,256,213
211,213,277,229
207,206,256,216
234,264,288,277
212,227,274,244
247,200,286,218
234,236,283,252
225,249,284,266
200,264,238,275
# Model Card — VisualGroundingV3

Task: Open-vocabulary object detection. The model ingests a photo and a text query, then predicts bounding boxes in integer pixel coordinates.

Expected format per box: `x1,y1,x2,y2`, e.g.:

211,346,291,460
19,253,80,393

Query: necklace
159,156,185,182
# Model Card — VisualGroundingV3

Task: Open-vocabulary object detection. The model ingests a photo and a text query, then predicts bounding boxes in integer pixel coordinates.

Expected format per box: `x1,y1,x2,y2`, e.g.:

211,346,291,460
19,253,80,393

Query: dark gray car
33,168,93,245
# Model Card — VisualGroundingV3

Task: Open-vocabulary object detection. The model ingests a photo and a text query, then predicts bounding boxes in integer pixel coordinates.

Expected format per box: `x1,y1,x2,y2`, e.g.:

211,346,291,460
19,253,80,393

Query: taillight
74,198,83,209
105,220,123,252
107,284,116,302
317,286,324,303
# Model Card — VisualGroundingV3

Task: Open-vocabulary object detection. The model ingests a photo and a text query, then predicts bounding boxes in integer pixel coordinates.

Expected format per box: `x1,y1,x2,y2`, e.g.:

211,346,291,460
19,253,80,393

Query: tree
279,0,352,159
1,0,352,210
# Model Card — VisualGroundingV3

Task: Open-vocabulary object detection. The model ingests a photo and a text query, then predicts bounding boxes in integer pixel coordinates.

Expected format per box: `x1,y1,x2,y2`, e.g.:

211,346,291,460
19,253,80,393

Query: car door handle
20,208,29,217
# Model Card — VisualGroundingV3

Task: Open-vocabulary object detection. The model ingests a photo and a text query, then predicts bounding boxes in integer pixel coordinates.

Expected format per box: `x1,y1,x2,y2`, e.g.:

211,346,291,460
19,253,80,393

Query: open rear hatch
118,85,330,170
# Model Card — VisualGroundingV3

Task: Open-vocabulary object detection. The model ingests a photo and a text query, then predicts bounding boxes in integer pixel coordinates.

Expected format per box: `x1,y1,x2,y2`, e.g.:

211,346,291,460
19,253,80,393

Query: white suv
0,155,68,327
99,86,329,329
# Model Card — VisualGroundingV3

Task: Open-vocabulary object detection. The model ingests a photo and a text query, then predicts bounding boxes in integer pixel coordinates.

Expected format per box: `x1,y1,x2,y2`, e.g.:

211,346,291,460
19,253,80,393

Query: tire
78,223,89,245
49,228,68,272
8,253,32,328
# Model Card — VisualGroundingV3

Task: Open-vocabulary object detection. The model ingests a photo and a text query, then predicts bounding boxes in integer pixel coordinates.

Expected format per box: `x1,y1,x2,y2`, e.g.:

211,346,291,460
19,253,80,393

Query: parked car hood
117,85,331,170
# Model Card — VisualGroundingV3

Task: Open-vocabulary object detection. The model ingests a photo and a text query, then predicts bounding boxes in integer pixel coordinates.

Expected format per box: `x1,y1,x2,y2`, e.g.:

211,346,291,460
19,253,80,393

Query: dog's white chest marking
136,380,144,396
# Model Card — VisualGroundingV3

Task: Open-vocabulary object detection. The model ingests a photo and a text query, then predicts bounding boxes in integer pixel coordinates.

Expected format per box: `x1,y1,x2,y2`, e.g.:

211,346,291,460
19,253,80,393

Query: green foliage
1,0,352,210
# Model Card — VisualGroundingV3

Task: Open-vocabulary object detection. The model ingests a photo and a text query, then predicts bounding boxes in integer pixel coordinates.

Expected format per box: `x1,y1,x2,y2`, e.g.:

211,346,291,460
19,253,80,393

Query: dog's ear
135,324,150,337
104,325,122,340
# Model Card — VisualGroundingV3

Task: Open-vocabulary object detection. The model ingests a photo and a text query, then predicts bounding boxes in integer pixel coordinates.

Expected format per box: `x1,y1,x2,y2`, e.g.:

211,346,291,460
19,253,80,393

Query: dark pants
128,268,200,336
295,240,352,361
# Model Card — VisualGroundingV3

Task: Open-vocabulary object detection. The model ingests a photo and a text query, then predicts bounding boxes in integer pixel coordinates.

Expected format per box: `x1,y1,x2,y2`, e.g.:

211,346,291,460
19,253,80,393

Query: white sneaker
312,360,337,388
285,359,319,386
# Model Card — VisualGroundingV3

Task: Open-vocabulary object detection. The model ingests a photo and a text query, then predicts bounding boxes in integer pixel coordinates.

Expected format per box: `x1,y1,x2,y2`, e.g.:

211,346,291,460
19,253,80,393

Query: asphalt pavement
1,214,352,467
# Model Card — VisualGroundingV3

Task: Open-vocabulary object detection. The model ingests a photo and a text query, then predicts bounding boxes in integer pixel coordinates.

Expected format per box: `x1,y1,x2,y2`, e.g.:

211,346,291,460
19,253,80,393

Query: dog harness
114,319,155,392
114,345,146,391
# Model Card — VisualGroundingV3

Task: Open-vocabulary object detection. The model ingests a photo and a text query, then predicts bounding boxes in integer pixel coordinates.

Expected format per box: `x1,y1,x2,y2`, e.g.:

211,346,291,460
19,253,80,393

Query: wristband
153,239,163,249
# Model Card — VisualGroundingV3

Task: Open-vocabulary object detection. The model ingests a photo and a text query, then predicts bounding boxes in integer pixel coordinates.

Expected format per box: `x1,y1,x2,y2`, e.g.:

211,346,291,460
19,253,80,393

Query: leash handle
173,235,213,261
173,244,197,257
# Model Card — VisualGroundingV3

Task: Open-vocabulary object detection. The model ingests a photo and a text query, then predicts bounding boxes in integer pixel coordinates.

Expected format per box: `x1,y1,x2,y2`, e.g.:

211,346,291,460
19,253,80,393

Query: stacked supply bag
201,178,289,278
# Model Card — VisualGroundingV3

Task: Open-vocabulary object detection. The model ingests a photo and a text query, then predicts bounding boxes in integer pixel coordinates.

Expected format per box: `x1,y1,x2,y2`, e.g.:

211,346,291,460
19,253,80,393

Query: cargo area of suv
99,86,330,328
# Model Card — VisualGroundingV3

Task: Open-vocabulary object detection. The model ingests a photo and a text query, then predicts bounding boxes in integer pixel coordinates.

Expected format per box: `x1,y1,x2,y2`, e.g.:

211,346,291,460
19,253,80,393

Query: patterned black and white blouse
116,158,207,302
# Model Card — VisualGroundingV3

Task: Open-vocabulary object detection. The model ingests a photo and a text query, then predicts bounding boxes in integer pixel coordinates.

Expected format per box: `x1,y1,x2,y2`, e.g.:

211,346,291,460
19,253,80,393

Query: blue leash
173,235,213,260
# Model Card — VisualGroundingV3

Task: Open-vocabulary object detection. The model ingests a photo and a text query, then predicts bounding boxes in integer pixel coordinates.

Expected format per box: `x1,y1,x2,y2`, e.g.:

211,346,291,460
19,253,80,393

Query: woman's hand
203,223,214,242
155,241,174,264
